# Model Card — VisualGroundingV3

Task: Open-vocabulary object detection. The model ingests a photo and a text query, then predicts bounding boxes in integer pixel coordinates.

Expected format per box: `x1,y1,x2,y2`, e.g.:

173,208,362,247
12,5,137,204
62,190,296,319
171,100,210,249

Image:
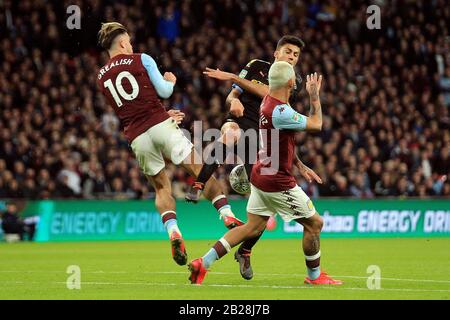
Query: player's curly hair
97,22,128,50
276,35,306,51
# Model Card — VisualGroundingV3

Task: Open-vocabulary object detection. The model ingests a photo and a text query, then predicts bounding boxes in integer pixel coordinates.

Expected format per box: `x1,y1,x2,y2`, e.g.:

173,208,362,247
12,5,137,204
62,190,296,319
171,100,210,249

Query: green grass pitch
0,238,449,299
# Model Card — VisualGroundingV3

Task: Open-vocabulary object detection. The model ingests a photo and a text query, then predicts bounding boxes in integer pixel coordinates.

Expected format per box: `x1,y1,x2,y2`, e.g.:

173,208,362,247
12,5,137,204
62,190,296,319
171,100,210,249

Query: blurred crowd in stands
0,0,449,200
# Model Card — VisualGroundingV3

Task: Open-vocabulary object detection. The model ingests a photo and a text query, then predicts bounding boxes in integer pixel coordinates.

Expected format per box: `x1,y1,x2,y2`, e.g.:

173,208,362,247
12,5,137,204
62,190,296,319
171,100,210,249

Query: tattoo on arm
295,155,306,171
308,85,322,127
309,83,321,115
309,102,322,120
309,83,320,102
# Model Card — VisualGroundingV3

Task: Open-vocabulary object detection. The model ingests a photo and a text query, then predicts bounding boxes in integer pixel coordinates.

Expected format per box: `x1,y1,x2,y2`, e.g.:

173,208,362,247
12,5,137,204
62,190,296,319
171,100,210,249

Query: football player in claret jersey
188,62,342,286
186,35,322,280
96,22,243,266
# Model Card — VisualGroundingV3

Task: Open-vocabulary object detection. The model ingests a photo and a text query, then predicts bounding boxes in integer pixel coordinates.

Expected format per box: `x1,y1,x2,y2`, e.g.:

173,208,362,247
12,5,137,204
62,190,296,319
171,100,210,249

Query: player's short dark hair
98,22,128,50
276,35,305,51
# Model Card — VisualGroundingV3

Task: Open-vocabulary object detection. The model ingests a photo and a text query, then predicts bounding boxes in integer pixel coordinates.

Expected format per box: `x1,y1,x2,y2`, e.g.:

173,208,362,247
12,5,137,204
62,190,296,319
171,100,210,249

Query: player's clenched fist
164,72,177,84
306,72,322,99
230,98,245,117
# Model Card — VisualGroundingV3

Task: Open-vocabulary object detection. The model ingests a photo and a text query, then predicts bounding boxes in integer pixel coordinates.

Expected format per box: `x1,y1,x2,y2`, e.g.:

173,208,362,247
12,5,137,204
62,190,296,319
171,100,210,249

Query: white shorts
246,184,316,221
130,118,193,176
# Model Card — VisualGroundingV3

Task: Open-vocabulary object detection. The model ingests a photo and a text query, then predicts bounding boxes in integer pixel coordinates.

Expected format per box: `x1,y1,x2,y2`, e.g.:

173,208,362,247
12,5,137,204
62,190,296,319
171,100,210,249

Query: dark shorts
223,114,258,133
222,117,259,178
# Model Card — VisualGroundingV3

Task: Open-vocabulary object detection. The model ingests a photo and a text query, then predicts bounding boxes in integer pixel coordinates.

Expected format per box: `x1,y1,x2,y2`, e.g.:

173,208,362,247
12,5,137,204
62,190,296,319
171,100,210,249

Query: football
229,164,251,195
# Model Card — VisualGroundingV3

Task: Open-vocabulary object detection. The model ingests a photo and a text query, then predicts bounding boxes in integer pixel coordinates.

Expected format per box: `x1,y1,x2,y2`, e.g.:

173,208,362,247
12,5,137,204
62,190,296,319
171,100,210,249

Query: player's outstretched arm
270,73,323,132
204,67,269,98
141,53,175,99
305,72,323,131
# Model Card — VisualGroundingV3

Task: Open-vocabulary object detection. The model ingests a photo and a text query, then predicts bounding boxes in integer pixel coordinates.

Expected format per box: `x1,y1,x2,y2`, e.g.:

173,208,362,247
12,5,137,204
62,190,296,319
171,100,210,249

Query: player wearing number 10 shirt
96,22,242,267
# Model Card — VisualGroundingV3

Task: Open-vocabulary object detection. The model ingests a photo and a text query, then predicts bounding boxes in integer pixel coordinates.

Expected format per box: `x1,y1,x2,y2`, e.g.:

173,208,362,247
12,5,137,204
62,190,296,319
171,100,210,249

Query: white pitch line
328,275,450,284
1,270,450,284
146,272,450,284
0,280,450,294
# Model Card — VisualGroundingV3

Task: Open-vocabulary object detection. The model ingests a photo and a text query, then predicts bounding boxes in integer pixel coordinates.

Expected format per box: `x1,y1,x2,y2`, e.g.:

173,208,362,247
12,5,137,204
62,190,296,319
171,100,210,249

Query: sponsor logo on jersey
239,69,248,78
251,79,264,85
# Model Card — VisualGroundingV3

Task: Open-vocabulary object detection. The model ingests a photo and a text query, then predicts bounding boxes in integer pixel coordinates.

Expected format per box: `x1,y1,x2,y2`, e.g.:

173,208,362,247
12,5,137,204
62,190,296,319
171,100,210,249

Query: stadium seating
0,0,448,199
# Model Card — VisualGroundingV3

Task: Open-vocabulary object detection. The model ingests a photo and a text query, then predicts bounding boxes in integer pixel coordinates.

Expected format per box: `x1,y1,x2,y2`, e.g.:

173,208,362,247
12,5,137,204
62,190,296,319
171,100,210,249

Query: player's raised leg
185,121,241,203
180,148,244,229
146,169,187,266
188,212,268,284
148,115,242,230
297,213,342,285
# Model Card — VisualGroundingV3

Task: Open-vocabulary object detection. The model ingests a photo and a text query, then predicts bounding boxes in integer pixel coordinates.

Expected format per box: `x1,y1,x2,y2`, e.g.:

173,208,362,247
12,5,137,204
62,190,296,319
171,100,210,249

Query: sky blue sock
202,248,219,269
164,219,179,235
307,266,321,281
